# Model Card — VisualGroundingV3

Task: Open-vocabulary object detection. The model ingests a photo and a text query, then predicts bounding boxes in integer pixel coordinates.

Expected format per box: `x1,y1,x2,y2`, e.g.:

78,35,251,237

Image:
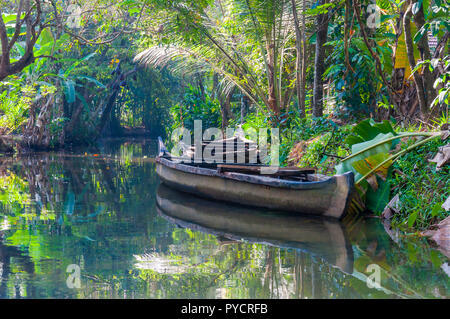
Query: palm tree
134,0,307,121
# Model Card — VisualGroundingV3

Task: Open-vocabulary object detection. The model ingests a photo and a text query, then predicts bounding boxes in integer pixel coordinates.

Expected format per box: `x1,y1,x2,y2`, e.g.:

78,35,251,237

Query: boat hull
156,157,354,219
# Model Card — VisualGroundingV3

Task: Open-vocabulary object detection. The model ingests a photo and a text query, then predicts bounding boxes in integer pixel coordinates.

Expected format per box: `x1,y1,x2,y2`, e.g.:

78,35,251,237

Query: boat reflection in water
156,184,354,274
156,184,450,298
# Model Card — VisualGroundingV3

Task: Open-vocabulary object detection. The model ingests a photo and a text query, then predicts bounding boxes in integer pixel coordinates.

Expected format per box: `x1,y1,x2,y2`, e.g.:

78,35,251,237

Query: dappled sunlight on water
0,139,448,298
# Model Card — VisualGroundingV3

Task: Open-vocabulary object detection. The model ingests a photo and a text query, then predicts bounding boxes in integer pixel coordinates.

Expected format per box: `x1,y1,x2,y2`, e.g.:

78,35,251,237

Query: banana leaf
336,132,395,182
352,152,393,191
344,119,397,147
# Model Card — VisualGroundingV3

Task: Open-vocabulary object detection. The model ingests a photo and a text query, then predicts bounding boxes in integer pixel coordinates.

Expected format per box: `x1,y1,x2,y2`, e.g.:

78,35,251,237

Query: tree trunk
65,101,83,140
96,89,120,137
0,0,42,81
266,42,279,117
291,0,305,117
94,67,136,138
312,0,329,117
212,73,219,101
300,0,308,115
65,86,89,141
23,95,54,149
413,4,437,116
220,87,234,131
403,3,428,118
197,75,205,100
240,94,249,124
143,75,153,131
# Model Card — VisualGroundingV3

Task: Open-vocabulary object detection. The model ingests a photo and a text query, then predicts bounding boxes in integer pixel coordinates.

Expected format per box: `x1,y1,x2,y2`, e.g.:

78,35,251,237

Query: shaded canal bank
0,139,448,298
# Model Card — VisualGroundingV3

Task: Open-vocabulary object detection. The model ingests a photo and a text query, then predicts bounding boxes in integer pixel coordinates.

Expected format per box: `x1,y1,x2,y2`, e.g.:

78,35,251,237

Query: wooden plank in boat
217,164,315,176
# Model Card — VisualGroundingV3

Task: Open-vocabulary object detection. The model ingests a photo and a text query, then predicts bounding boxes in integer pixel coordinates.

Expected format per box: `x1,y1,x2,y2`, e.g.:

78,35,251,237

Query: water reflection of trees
0,142,448,298
131,229,382,299
131,215,449,299
0,142,160,298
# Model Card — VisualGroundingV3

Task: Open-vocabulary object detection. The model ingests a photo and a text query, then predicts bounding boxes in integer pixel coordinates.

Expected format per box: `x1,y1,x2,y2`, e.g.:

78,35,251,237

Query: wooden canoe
156,184,354,273
156,137,355,219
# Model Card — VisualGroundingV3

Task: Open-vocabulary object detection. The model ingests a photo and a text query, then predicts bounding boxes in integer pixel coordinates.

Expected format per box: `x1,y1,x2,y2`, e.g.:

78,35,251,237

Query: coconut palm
135,0,313,120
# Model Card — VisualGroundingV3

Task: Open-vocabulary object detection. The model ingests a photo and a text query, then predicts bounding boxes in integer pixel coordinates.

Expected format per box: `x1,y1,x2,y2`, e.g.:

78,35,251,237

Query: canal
0,139,448,298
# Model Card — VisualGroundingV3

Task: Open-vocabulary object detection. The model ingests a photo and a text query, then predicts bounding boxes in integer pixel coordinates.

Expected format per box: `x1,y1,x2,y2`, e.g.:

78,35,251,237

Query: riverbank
283,118,449,242
2,125,448,240
0,128,158,154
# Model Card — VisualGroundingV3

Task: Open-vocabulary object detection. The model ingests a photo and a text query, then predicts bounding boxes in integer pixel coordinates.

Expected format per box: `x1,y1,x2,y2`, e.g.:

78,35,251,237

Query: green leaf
408,210,418,227
430,250,442,269
75,75,106,88
407,243,418,263
64,79,76,103
75,92,90,111
336,132,394,183
55,33,70,47
39,28,54,46
14,41,25,56
430,202,442,217
380,14,398,23
2,13,18,25
423,0,430,17
344,135,365,147
345,119,396,147
305,3,335,16
377,0,391,10
64,52,97,78
351,132,395,156
365,177,391,212
413,27,427,43
372,120,396,136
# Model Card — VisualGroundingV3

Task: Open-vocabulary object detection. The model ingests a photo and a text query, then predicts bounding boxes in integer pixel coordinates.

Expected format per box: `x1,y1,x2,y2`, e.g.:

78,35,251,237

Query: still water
0,139,448,299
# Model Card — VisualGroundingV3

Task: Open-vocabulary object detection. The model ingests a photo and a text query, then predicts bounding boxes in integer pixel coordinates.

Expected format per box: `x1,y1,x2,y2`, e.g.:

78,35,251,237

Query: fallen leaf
441,263,450,278
443,196,450,212
366,175,378,191
393,136,417,153
382,219,400,243
422,216,450,254
441,130,449,140
381,194,400,219
428,144,450,170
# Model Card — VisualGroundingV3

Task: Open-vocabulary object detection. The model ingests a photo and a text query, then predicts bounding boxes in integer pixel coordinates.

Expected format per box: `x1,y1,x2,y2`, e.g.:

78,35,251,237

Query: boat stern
324,171,355,219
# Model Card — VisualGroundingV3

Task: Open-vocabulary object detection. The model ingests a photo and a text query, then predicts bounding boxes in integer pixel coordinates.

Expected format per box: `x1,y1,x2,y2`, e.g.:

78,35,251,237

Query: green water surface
0,139,448,299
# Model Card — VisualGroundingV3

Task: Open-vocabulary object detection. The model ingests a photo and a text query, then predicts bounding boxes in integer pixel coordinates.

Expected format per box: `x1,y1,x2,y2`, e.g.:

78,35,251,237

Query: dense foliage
0,0,448,231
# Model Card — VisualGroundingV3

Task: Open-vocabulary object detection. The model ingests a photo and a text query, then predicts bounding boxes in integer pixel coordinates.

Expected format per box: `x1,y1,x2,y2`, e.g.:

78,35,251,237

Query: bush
169,85,222,135
284,117,352,173
390,137,449,230
0,86,34,134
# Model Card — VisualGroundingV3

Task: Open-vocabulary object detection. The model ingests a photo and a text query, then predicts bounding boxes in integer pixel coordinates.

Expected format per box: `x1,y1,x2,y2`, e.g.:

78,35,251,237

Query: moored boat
155,137,355,219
